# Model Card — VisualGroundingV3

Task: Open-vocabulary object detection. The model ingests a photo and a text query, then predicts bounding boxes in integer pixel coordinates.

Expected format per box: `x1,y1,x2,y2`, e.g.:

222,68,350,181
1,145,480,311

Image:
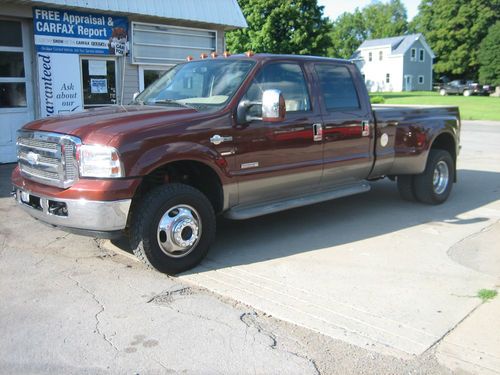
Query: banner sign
37,53,83,117
33,7,128,55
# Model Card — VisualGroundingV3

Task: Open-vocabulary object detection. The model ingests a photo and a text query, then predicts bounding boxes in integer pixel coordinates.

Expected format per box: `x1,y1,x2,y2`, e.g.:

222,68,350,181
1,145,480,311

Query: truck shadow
0,163,15,198
185,169,499,273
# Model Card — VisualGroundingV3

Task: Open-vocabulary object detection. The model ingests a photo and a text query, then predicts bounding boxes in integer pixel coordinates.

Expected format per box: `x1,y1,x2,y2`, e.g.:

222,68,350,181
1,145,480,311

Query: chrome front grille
17,130,81,188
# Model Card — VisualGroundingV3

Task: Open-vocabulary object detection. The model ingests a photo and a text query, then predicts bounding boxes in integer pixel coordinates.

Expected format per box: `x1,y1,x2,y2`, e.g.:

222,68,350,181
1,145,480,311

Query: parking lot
1,121,499,374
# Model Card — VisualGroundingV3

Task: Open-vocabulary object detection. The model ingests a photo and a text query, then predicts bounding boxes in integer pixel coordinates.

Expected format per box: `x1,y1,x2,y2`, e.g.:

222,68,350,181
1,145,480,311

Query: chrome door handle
361,120,370,137
210,134,233,145
312,123,323,142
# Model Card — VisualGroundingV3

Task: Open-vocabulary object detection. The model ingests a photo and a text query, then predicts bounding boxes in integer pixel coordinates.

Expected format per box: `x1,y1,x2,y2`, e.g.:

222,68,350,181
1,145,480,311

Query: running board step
225,182,371,220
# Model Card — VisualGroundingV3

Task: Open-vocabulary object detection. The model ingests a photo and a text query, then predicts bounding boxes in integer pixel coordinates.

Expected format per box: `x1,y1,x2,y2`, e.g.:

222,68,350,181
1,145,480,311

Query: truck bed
369,104,461,178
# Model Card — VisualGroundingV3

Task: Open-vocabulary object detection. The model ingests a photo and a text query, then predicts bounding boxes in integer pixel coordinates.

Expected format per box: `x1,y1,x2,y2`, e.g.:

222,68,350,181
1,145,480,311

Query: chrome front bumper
13,187,131,232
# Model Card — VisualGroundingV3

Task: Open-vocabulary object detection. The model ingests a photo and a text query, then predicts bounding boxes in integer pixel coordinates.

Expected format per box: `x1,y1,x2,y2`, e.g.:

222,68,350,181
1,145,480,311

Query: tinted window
245,62,311,114
315,64,360,111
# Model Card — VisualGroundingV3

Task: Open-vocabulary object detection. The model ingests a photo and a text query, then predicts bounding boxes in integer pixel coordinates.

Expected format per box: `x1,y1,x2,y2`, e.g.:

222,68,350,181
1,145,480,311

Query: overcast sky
318,0,421,21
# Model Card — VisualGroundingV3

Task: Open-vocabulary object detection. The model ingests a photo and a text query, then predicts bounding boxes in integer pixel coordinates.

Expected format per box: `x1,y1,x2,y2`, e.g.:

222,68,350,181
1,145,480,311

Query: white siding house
351,33,435,92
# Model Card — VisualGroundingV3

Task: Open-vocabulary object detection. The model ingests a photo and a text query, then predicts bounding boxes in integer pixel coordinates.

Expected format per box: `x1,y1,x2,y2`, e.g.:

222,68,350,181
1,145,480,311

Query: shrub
371,96,386,104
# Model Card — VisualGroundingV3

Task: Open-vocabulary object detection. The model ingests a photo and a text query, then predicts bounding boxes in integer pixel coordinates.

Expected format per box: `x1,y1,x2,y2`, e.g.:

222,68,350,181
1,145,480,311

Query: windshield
134,59,255,112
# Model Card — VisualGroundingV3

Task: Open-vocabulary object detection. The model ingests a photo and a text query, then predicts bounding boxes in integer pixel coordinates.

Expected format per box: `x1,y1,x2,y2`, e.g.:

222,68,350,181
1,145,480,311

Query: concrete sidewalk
437,296,500,374
436,222,500,374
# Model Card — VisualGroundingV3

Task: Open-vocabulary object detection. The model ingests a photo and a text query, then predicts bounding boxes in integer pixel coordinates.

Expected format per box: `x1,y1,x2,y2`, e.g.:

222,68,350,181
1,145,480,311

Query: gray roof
5,0,247,29
357,33,435,57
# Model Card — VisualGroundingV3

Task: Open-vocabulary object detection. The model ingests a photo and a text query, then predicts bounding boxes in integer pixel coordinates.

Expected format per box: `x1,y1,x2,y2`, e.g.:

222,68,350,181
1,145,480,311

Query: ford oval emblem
26,151,39,165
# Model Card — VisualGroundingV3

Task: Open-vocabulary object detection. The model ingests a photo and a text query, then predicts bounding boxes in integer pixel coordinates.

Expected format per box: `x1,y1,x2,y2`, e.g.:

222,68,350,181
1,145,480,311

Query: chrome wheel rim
157,205,201,258
433,161,449,195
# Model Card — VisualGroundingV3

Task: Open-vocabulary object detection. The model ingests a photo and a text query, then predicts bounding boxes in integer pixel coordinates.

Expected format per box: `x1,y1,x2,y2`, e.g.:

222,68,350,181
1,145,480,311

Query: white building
0,0,246,163
351,33,435,93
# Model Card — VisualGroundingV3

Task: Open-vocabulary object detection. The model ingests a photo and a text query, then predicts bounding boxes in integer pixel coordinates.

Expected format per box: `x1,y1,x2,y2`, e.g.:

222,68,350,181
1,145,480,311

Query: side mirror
236,89,286,124
132,92,140,101
262,89,286,122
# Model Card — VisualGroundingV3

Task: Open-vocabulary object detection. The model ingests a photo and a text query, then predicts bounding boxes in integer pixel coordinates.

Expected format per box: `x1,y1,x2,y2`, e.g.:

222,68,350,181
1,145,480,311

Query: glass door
80,57,117,108
0,19,34,163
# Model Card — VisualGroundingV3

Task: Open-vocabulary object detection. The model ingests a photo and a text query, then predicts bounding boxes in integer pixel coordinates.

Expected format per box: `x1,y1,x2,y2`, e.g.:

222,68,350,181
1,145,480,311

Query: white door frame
0,17,35,163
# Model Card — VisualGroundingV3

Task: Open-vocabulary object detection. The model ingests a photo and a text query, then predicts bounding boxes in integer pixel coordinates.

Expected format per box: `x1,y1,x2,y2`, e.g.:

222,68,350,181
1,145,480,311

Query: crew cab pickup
12,54,461,274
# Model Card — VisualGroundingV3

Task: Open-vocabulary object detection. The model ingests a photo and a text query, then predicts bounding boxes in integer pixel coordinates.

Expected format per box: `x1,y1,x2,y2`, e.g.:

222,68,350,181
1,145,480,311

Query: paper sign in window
88,60,107,76
90,78,108,94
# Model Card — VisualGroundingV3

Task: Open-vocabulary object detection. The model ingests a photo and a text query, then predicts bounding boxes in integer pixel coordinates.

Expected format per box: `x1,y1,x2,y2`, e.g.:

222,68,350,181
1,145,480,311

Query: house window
368,52,372,62
411,48,416,61
386,74,390,83
419,49,425,62
379,51,383,61
418,75,424,84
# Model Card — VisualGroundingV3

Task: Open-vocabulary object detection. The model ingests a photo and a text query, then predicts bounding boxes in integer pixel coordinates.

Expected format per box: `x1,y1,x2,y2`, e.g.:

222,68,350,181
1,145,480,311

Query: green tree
478,22,500,85
327,0,408,59
226,0,331,55
412,0,499,78
327,10,366,59
362,0,408,39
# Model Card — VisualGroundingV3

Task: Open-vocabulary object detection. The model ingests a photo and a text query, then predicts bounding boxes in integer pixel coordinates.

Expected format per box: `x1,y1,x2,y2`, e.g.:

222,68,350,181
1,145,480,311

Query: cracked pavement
1,121,499,374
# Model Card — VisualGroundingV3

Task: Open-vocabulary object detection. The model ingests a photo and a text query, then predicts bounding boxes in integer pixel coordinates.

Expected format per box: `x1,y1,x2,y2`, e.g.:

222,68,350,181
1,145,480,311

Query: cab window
314,64,360,111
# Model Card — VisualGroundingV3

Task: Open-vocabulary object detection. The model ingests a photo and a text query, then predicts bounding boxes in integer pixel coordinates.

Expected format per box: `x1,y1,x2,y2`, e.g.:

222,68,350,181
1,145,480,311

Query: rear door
313,62,374,187
234,61,324,205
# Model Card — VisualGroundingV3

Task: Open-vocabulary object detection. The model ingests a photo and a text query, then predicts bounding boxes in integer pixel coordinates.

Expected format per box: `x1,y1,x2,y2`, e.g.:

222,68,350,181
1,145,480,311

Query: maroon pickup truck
12,54,461,274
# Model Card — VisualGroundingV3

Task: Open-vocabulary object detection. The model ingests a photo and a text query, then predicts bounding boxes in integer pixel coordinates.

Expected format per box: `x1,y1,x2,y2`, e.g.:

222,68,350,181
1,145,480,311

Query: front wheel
463,89,471,97
130,184,216,274
439,89,447,96
413,149,454,204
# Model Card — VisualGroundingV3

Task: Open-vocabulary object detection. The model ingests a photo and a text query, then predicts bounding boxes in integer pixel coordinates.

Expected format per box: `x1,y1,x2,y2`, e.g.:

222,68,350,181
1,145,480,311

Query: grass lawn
370,91,500,121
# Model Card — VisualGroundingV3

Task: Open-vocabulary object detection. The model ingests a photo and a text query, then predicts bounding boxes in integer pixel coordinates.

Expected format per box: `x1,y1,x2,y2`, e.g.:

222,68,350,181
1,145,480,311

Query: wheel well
134,161,224,214
431,132,456,182
431,132,456,162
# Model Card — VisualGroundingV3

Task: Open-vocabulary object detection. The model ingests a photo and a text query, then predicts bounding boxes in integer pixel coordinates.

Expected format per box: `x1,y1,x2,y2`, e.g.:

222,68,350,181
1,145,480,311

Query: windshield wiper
151,99,196,110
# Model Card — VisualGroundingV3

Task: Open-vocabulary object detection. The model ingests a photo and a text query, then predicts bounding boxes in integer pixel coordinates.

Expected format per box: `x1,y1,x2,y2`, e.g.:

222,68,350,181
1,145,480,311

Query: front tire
463,89,471,97
439,89,447,96
130,184,216,274
413,149,454,204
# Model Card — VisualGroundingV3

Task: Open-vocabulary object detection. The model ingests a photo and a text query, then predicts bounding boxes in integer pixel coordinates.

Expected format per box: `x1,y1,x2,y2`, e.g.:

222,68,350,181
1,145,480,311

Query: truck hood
24,105,198,145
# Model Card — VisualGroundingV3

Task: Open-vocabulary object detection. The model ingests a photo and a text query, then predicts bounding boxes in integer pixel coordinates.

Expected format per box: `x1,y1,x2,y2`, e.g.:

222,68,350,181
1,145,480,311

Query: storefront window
144,69,168,89
81,58,117,107
0,20,27,108
0,21,22,47
0,83,26,108
0,52,25,77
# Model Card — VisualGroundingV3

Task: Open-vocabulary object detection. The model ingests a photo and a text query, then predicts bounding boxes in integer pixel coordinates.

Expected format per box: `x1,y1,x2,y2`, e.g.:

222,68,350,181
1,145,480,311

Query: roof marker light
223,51,231,58
210,52,218,58
186,55,194,61
245,50,254,57
200,53,208,59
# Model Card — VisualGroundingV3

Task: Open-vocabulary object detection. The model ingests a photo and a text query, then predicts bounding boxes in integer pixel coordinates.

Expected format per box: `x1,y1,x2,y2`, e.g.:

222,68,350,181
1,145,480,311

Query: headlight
78,145,123,178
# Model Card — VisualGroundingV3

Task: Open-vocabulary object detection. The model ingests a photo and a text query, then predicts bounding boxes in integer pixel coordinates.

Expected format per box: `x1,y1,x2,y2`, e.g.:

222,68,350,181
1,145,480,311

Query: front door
234,61,323,205
404,75,413,91
0,19,35,163
313,63,374,187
